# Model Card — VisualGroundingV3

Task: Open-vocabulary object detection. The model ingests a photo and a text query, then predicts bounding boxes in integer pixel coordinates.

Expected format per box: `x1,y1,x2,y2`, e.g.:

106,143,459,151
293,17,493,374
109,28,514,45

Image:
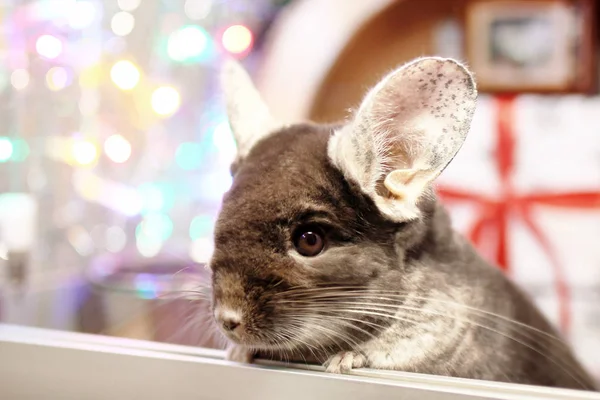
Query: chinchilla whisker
286,314,348,359
290,315,363,352
288,305,589,390
277,288,567,345
284,311,392,341
276,327,320,364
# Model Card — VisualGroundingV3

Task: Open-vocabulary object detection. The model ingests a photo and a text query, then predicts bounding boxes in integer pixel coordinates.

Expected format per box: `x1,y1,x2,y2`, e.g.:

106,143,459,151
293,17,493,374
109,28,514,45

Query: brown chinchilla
208,56,597,390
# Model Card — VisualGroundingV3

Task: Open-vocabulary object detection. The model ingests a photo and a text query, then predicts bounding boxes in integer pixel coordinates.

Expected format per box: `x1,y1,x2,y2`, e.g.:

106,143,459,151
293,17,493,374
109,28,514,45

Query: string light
36,35,63,59
72,140,98,166
0,138,13,162
10,69,29,90
10,139,30,162
184,0,213,20
221,24,253,55
111,11,135,36
68,1,97,29
189,214,214,240
175,142,203,170
106,226,127,253
104,134,132,163
167,25,210,63
189,237,214,263
117,0,141,12
45,67,70,91
110,60,140,90
151,86,180,116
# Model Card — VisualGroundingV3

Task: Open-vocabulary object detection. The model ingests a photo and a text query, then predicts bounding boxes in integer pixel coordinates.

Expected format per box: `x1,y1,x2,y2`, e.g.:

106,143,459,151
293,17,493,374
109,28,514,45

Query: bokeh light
151,86,181,116
10,139,30,162
45,67,70,91
184,0,213,20
136,235,162,258
72,140,98,166
175,142,202,170
111,11,135,36
36,35,63,59
10,69,30,90
138,183,175,213
189,214,214,240
68,1,98,29
104,134,132,163
167,25,210,62
221,24,253,55
138,213,174,242
0,138,13,162
189,237,214,263
110,60,140,90
117,0,141,12
106,226,127,253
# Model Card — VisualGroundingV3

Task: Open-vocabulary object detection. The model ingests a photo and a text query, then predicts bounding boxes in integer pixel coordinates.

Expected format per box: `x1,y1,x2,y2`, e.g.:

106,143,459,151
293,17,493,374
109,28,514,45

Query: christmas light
189,214,214,240
175,142,203,170
45,67,70,91
67,1,97,29
136,235,162,258
10,69,29,90
140,213,173,241
184,0,213,20
10,139,30,162
104,134,132,163
138,183,175,213
167,25,210,63
221,24,253,55
151,86,181,116
110,60,140,90
189,237,214,263
35,35,63,59
72,140,98,166
0,138,13,162
106,226,127,253
117,0,142,12
111,11,135,36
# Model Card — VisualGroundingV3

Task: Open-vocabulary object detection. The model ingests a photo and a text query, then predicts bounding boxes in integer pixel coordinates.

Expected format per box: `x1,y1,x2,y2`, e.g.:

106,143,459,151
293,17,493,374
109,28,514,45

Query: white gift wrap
437,95,600,380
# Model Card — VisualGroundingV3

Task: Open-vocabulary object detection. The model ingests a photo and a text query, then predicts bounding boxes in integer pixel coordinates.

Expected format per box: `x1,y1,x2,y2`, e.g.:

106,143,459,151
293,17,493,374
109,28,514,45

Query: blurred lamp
104,134,132,163
151,86,181,116
221,24,253,55
0,137,13,162
111,11,135,36
36,35,63,59
167,25,210,63
110,60,140,90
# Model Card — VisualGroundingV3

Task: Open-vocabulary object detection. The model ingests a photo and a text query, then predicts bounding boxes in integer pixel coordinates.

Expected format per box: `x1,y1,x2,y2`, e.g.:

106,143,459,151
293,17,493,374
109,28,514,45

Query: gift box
436,95,600,380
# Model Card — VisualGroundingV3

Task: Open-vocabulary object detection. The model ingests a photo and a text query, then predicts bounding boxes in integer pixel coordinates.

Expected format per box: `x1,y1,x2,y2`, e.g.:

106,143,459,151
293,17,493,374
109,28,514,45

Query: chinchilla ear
328,57,477,222
220,59,284,168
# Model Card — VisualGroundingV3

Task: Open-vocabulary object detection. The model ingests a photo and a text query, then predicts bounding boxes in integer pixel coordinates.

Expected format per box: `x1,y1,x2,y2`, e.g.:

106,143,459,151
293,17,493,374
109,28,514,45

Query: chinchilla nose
215,307,243,334
222,318,240,332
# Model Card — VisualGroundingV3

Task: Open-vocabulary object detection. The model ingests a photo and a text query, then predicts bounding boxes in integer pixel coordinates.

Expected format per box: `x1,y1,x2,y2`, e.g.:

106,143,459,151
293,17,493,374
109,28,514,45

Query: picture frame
464,0,596,94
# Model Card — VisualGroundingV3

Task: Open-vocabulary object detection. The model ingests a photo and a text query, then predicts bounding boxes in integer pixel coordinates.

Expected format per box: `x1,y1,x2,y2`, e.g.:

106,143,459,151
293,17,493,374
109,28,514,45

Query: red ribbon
437,95,600,336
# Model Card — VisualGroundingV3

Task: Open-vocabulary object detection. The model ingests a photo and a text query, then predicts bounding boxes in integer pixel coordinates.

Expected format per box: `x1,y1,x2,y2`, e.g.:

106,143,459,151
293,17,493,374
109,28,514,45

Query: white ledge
0,324,598,400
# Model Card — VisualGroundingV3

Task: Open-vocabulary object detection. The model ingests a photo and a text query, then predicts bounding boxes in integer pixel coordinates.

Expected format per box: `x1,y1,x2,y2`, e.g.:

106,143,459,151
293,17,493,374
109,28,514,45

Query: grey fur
209,58,597,390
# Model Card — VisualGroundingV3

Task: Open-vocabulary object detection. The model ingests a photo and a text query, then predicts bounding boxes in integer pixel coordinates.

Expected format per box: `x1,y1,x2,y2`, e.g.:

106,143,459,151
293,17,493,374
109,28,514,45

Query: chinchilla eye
293,228,325,257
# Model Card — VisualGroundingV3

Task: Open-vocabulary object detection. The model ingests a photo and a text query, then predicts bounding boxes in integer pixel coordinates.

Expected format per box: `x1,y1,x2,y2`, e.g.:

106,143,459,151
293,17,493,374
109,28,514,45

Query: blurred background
0,0,599,383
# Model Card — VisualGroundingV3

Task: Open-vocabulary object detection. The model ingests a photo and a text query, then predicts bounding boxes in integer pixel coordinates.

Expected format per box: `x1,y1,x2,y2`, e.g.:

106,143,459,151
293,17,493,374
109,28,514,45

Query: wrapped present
436,95,600,379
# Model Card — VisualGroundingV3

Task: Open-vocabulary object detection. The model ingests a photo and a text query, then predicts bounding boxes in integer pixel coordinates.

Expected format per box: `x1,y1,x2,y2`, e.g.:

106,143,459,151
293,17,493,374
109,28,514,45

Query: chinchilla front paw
324,351,367,374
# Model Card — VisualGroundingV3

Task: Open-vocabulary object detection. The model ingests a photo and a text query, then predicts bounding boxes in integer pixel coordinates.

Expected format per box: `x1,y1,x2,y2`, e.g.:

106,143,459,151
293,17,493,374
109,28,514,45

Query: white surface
0,324,599,400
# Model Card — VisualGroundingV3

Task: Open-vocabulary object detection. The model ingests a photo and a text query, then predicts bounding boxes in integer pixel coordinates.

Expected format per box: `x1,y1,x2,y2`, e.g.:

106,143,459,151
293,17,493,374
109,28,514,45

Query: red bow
437,96,600,336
